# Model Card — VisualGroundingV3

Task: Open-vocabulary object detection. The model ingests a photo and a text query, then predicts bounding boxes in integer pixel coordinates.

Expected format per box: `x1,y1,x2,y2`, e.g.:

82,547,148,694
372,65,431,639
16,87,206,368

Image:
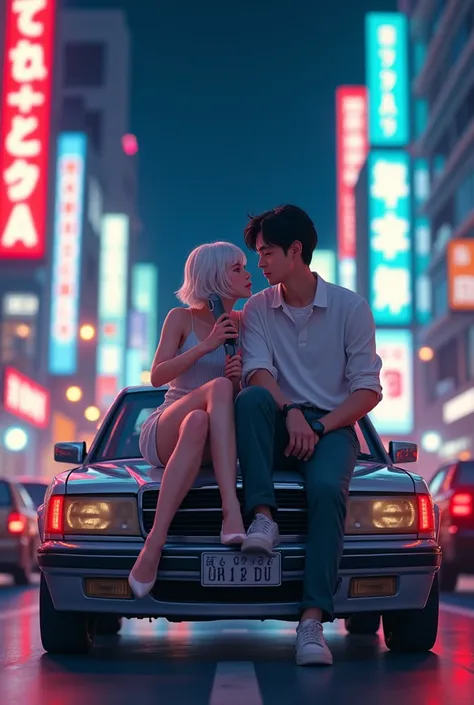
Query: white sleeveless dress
139,313,237,466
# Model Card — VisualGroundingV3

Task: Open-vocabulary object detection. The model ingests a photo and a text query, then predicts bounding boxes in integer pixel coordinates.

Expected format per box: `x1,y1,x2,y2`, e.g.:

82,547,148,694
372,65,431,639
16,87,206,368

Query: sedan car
16,476,50,509
428,459,474,591
0,476,40,584
37,386,441,655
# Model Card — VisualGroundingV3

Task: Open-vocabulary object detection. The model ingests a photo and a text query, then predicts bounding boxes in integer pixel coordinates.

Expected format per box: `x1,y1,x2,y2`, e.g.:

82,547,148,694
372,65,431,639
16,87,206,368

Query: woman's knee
180,409,209,440
206,376,234,401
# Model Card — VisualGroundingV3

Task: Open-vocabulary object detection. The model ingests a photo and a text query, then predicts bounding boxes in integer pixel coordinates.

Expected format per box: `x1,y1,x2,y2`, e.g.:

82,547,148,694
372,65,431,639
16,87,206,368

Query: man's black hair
243,204,318,266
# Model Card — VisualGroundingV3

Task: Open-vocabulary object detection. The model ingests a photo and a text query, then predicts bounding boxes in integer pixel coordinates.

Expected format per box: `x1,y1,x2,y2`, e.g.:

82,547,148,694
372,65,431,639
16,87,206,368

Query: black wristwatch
310,419,326,438
282,403,301,418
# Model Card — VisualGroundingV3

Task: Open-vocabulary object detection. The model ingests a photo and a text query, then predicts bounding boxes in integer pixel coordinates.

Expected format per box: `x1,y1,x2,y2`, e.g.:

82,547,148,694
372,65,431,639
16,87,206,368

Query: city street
0,575,473,705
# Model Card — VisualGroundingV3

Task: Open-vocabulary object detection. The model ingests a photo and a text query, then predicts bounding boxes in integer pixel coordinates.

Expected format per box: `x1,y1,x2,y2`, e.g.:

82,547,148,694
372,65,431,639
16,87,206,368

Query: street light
66,385,82,402
3,426,28,452
16,323,30,338
80,324,95,341
84,405,100,422
419,346,434,362
421,431,442,453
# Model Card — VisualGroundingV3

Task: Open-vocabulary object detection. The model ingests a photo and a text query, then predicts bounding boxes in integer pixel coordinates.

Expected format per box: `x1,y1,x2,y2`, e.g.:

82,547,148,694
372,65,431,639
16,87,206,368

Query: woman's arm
150,309,210,388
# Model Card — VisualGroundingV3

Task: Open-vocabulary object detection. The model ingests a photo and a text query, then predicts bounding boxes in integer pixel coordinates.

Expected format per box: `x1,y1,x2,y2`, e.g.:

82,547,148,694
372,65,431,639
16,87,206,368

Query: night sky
72,0,397,326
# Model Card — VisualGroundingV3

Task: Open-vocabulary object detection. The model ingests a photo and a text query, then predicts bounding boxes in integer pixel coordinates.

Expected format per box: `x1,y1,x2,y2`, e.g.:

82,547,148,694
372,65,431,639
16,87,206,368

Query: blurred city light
84,405,100,422
66,385,82,402
80,324,96,341
421,431,442,453
459,451,472,461
3,426,28,452
16,324,31,338
122,133,138,156
418,346,434,362
141,370,151,385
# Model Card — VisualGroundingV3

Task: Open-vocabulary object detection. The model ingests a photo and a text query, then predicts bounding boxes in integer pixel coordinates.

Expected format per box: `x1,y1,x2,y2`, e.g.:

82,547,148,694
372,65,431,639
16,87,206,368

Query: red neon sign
336,86,368,260
3,366,50,428
0,0,56,259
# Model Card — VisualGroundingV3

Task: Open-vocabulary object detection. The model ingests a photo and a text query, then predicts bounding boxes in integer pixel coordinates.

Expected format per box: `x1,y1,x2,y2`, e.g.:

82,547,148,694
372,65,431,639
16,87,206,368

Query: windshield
20,482,47,508
458,462,474,486
90,389,387,464
0,481,12,507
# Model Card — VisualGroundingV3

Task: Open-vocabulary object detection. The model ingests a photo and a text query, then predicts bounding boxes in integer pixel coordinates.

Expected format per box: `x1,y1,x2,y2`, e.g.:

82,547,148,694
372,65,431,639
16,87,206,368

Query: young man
235,204,382,666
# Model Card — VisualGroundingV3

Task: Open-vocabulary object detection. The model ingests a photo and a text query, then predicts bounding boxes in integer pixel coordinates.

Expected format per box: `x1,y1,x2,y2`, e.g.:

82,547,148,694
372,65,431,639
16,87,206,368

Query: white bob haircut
176,241,247,308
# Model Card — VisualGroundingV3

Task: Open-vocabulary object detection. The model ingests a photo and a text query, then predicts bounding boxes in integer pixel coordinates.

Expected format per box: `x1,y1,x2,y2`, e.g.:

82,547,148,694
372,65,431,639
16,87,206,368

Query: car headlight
63,496,140,535
346,495,419,534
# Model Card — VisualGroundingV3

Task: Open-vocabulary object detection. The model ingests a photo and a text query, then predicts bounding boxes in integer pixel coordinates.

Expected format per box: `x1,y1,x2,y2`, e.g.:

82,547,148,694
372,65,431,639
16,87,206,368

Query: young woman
129,241,253,597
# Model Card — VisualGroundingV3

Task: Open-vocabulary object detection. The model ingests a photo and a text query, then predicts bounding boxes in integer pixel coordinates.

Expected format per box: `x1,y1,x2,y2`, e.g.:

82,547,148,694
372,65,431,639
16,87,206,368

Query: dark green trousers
235,385,359,621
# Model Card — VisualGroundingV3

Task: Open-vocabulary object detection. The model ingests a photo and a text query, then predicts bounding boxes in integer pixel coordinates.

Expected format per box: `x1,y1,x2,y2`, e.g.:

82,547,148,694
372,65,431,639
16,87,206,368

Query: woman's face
226,260,252,299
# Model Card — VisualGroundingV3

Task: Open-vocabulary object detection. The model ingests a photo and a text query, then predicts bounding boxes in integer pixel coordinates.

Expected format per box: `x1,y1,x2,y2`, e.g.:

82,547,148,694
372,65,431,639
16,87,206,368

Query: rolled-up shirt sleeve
345,298,383,400
241,298,278,386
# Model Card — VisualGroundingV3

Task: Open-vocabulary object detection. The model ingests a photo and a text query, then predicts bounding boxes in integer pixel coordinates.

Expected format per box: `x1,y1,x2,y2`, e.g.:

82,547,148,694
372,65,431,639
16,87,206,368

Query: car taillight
8,512,27,534
451,493,473,518
417,494,435,533
45,495,64,535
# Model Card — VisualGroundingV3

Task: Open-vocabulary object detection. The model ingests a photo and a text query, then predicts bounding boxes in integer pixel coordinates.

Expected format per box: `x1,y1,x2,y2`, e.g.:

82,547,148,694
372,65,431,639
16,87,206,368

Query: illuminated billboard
370,329,413,435
448,239,474,311
132,263,158,365
310,250,336,284
49,133,87,374
368,150,412,325
3,366,50,429
413,159,431,324
96,214,129,409
0,0,56,259
336,86,367,290
365,13,409,147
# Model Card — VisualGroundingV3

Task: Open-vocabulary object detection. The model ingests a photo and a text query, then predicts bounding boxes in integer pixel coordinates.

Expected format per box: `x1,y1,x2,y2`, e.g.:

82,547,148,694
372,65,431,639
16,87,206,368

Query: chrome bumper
39,538,441,620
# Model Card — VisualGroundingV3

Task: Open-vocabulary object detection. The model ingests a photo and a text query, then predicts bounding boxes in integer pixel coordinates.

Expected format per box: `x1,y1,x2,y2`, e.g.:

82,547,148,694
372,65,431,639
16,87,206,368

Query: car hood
65,459,415,494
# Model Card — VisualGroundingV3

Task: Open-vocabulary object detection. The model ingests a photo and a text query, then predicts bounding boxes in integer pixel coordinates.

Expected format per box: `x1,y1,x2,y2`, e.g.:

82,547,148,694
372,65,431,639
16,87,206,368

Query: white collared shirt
241,275,383,411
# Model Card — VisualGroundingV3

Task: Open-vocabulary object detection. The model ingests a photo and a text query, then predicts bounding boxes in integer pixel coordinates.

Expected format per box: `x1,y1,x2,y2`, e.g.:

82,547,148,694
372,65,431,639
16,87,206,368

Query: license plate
201,552,281,587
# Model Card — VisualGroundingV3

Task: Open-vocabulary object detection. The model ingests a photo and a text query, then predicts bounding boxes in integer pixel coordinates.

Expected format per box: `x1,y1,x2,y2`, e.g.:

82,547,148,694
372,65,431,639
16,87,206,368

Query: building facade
403,0,474,467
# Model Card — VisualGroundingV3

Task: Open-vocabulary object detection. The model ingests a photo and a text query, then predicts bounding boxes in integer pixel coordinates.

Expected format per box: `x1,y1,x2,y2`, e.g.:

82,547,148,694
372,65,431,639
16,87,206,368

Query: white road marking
0,605,38,621
209,662,263,705
441,602,474,619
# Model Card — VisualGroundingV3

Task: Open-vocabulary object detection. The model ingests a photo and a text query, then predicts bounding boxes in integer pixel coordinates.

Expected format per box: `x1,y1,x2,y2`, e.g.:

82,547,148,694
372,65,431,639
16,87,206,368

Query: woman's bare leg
131,410,209,584
204,377,243,534
131,378,245,584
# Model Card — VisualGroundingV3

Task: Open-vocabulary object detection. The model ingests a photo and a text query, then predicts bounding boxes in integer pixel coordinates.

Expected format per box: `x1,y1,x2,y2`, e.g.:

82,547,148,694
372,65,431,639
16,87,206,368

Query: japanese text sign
336,86,368,261
366,12,409,147
49,133,87,375
0,0,56,259
370,329,413,435
448,239,474,311
368,151,412,325
3,366,50,428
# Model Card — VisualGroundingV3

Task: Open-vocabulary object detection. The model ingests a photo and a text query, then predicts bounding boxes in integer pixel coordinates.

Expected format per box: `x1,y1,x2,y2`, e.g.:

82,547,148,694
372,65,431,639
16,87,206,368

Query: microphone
208,294,237,356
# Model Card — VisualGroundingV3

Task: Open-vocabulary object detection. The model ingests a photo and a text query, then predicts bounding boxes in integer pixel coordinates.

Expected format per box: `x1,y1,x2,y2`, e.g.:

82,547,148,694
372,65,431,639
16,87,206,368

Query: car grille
141,487,307,537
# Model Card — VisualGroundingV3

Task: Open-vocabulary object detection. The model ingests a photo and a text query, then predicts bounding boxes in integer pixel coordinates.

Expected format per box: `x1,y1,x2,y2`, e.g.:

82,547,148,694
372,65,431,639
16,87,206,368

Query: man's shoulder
243,288,274,313
326,282,367,310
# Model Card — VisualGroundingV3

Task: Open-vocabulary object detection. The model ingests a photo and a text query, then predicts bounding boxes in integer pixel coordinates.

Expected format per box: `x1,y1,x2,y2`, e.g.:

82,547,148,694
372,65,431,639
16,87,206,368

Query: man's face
256,232,294,286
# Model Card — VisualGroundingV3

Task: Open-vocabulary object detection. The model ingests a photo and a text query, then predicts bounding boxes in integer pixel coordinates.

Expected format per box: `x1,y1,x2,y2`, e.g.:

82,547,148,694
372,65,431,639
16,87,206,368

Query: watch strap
282,403,301,418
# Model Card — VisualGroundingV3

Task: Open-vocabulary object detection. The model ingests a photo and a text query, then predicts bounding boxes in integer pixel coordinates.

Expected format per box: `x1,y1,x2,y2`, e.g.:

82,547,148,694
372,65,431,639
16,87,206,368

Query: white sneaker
241,513,280,555
296,620,333,666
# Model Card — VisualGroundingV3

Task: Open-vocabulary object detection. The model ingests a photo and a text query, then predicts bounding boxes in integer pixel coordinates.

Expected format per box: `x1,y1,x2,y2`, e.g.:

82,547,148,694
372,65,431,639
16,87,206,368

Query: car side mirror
389,441,418,464
54,441,87,465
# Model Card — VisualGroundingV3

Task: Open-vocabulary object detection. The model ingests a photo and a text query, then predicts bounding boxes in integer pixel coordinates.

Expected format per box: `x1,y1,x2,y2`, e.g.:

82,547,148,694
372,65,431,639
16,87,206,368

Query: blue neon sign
49,133,87,374
368,151,412,326
366,13,409,147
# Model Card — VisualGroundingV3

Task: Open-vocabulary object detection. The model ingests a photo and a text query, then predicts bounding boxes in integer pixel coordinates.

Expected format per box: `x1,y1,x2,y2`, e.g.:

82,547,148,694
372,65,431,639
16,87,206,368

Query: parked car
37,386,441,655
0,477,40,584
428,460,474,591
16,476,50,509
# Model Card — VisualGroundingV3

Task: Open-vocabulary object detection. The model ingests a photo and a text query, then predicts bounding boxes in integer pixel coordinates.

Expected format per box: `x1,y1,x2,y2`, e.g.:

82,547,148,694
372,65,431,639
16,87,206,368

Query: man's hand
285,408,318,461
